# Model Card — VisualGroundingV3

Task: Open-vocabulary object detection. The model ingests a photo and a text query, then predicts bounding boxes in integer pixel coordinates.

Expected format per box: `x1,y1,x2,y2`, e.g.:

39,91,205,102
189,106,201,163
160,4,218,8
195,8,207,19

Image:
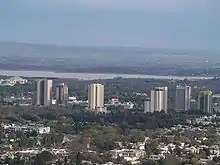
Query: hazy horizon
0,0,220,50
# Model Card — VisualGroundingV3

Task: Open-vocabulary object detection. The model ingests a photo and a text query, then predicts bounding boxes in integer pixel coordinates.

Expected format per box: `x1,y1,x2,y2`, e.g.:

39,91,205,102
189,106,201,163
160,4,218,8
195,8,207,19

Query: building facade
56,83,68,105
198,90,213,114
88,83,104,110
36,79,52,106
144,98,151,113
168,80,177,110
175,86,191,111
150,87,168,113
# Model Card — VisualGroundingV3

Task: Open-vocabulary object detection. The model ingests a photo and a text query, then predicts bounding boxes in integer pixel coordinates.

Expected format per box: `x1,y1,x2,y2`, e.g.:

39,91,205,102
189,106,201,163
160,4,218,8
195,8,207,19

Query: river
0,70,214,80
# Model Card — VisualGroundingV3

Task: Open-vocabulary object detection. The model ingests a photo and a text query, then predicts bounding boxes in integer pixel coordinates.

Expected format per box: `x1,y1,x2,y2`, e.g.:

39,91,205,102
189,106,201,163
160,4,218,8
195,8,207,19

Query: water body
0,70,214,80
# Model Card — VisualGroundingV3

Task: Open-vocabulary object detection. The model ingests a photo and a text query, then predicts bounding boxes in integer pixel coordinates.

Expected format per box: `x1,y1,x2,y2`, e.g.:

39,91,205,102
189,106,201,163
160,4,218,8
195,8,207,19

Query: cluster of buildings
106,99,135,110
36,80,68,106
79,114,220,164
0,77,27,86
145,86,192,113
35,79,105,110
2,123,51,135
0,148,68,164
3,96,32,106
35,79,215,114
35,80,134,111
144,86,213,114
108,115,220,164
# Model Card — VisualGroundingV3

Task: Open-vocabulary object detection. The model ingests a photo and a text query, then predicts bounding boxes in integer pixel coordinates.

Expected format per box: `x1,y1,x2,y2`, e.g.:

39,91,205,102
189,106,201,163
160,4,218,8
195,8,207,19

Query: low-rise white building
149,154,165,161
110,149,145,163
37,127,50,134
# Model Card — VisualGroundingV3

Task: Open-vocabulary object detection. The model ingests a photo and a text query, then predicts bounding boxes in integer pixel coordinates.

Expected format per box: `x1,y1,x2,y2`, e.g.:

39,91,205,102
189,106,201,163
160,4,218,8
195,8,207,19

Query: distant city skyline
0,0,220,50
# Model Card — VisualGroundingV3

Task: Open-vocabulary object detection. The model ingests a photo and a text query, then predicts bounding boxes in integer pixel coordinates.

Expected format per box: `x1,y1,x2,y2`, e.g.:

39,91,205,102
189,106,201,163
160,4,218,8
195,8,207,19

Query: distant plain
0,42,219,77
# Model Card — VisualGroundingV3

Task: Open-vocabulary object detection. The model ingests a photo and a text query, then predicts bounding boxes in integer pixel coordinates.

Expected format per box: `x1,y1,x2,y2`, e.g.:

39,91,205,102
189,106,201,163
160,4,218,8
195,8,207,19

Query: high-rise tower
175,86,191,111
56,83,68,105
198,90,213,114
36,79,52,106
88,83,104,110
150,87,168,113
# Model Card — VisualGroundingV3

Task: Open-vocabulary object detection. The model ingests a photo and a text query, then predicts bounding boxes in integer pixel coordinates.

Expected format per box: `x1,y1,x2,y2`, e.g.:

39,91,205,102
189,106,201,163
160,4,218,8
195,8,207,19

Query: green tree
34,151,54,165
213,156,220,163
141,159,159,165
4,154,25,165
145,140,159,155
162,155,181,165
76,152,83,165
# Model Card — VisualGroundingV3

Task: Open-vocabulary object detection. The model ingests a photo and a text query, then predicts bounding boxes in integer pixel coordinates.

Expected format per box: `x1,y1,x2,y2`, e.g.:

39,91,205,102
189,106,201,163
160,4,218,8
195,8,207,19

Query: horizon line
0,41,219,53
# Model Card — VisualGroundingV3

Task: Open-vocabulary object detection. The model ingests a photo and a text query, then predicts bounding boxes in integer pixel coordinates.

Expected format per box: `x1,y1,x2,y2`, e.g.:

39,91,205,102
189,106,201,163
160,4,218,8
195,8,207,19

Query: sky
0,0,220,50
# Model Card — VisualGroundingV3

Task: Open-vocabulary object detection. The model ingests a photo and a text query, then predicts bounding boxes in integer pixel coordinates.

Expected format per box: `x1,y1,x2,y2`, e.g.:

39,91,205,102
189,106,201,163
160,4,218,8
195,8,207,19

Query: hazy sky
0,0,219,49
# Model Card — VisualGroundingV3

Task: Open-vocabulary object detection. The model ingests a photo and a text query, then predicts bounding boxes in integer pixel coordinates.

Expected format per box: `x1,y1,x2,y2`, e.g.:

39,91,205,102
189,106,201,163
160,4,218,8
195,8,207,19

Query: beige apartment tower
56,83,68,105
150,87,168,113
36,79,53,106
88,83,104,110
